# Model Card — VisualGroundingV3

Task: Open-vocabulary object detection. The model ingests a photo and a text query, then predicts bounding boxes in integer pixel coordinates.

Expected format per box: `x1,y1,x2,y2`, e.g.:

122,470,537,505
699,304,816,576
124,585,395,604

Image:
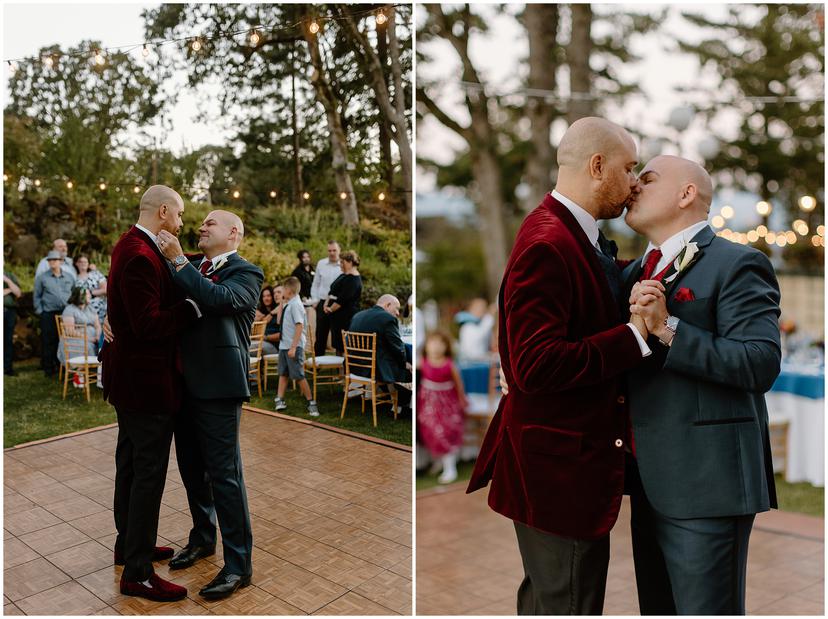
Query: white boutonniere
663,242,700,283
213,256,229,272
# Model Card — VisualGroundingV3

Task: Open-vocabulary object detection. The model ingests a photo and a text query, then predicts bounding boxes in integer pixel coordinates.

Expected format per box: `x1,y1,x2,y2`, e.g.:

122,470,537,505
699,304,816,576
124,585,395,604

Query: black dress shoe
168,544,215,570
198,571,252,600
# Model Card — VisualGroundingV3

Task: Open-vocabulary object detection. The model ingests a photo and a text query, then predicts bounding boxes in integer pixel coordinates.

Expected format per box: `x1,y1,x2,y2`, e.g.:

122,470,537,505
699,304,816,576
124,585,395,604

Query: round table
766,363,824,487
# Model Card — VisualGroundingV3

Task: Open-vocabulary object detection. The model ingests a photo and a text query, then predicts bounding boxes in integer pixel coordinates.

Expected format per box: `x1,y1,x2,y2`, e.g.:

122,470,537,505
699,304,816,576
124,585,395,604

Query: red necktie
639,249,662,281
199,259,212,276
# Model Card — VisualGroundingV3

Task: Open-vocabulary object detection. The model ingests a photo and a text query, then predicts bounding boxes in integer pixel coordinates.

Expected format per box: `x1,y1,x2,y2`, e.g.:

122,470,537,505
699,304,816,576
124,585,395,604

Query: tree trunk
340,6,413,219
375,17,394,190
523,4,559,209
567,5,594,123
302,19,359,226
290,43,304,207
470,148,509,298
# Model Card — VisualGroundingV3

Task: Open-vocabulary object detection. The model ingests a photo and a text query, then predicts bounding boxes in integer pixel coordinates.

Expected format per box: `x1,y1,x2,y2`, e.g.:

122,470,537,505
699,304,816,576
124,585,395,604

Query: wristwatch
659,315,680,347
172,255,188,267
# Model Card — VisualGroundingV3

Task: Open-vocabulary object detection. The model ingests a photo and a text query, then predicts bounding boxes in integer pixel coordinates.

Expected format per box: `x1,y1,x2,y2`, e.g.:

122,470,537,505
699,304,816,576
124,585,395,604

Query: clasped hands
629,279,670,341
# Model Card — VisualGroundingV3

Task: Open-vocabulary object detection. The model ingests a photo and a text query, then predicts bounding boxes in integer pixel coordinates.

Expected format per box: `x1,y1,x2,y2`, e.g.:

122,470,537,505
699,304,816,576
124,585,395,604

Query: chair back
56,314,90,363
250,320,266,357
342,331,377,379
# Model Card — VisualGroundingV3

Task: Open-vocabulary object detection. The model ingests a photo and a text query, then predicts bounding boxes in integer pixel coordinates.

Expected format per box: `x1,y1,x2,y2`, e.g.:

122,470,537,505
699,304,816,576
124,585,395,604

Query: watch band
658,315,679,347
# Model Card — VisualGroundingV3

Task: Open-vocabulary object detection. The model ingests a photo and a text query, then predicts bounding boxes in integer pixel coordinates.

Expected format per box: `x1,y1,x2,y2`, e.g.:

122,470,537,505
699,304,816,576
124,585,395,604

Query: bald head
625,155,714,244
557,117,634,169
377,294,401,318
198,209,246,257
139,185,183,214
136,185,185,235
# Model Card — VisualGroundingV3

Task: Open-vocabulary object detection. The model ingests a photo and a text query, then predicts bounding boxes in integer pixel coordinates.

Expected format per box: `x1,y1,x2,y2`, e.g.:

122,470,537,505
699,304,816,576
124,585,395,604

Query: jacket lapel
546,196,617,325
662,226,715,300
131,226,173,275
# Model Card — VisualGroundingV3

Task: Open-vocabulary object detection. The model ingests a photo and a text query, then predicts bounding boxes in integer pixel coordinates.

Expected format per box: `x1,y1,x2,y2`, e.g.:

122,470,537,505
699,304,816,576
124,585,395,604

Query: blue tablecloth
771,366,824,399
459,361,490,394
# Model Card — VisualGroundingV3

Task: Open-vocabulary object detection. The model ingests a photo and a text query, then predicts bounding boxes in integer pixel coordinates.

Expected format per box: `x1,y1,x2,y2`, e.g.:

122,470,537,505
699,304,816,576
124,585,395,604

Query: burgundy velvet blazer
467,194,644,539
100,226,196,415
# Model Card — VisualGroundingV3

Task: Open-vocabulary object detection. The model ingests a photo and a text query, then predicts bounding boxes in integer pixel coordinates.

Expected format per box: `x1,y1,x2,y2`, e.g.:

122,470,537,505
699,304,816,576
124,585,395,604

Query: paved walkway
4,410,411,615
416,484,823,615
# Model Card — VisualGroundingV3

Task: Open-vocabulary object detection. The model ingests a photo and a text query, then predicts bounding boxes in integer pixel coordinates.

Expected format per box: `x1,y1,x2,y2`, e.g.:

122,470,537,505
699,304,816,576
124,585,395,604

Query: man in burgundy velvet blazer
101,185,200,602
467,118,651,615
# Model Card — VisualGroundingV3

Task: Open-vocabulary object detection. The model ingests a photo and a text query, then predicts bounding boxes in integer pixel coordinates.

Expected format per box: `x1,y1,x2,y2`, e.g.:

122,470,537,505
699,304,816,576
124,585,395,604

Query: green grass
4,358,116,448
248,379,411,446
416,459,824,518
4,358,411,449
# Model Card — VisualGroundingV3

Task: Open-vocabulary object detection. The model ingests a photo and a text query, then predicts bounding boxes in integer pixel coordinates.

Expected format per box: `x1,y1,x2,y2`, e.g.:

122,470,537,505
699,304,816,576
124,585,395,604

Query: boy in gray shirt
274,277,319,416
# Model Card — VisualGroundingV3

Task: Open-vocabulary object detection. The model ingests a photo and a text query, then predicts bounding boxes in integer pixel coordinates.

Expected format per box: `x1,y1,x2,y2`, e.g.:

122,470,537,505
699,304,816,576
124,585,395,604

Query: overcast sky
3,2,233,154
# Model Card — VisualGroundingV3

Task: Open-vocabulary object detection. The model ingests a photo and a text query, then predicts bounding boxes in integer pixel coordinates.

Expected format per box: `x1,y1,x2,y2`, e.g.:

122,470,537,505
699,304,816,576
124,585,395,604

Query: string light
269,190,277,198
793,219,809,235
339,191,347,200
2,173,7,182
799,195,817,212
378,191,386,201
756,225,768,237
785,231,797,244
42,55,54,69
375,10,388,25
720,205,734,219
818,225,825,237
66,181,73,189
191,38,202,52
94,50,105,65
303,192,310,200
711,215,725,228
249,30,261,45
7,60,17,75
765,231,777,244
232,190,241,199
756,201,771,216
811,235,822,247
142,44,150,58
99,182,107,191
776,235,788,247
747,230,759,243
133,185,141,194
33,179,41,187
309,20,320,34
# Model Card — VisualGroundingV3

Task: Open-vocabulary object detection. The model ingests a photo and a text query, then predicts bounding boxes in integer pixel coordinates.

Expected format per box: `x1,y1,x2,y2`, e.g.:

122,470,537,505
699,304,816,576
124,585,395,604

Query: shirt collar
134,223,158,244
644,220,710,263
551,190,600,248
200,249,237,267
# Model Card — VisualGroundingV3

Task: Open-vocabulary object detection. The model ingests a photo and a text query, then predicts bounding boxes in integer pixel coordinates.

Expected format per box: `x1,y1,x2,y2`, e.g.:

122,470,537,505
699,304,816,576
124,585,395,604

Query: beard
595,175,632,220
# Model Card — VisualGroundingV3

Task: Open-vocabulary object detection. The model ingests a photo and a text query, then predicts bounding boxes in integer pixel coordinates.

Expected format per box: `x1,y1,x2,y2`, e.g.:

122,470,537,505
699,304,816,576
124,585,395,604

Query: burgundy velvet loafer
114,546,175,566
120,573,187,602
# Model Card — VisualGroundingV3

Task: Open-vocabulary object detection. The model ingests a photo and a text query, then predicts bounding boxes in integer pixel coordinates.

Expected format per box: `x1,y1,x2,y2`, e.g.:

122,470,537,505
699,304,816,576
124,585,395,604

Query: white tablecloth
766,391,824,487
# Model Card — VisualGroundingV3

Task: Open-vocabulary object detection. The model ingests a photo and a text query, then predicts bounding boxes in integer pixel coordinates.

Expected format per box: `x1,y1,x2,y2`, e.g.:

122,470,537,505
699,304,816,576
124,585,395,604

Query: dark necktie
594,232,622,311
199,259,212,276
639,249,662,281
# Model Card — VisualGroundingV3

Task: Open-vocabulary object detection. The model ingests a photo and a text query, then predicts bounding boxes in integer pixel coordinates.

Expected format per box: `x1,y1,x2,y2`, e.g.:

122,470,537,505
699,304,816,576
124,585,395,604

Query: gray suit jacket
173,253,264,401
622,225,781,519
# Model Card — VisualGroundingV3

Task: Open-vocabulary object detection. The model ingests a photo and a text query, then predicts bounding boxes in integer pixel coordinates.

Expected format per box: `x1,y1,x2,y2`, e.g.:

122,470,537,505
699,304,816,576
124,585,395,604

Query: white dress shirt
309,258,343,304
551,190,651,358
199,249,237,274
642,220,710,275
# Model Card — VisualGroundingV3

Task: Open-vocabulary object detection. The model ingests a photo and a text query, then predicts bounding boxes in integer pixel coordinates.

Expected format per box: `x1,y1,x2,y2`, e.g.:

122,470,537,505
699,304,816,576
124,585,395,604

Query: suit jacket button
614,439,623,448
617,396,625,404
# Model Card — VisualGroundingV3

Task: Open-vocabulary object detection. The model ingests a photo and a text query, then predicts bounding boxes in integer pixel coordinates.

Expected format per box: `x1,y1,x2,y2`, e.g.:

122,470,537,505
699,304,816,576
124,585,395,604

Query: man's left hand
157,230,184,261
288,347,296,359
630,294,669,339
103,315,114,343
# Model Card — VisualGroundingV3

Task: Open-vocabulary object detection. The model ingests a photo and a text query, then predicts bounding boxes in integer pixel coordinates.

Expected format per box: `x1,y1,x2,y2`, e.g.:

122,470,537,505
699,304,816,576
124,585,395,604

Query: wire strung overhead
5,4,406,73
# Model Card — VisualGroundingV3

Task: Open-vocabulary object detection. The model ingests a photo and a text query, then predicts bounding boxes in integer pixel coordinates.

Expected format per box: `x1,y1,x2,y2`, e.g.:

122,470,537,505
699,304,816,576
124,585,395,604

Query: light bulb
747,230,759,243
711,215,725,229
720,205,734,219
799,195,816,212
8,61,18,75
232,190,241,199
765,232,777,244
756,225,768,237
756,201,771,216
303,192,310,200
192,39,202,52
250,31,260,45
142,45,150,58
339,192,347,200
375,11,388,25
2,173,7,182
99,182,106,191
309,20,320,34
378,192,386,201
817,225,825,237
66,181,73,189
34,179,41,187
43,56,54,69
269,190,277,198
94,51,105,65
133,185,141,194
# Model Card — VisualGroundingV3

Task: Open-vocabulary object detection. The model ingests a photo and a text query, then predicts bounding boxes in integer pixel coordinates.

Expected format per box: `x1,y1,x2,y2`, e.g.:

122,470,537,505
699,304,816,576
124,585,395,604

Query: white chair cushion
250,356,261,365
68,356,99,365
312,355,344,366
466,393,500,416
349,373,374,383
263,354,279,360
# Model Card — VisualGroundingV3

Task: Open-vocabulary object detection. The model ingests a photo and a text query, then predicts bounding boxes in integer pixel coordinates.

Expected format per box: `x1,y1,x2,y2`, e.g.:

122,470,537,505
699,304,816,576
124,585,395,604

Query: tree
677,4,824,268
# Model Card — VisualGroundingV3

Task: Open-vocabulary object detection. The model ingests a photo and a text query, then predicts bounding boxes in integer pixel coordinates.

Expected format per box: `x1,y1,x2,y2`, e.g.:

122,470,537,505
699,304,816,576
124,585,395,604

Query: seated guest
457,297,495,360
255,286,276,322
349,294,412,413
74,254,107,326
323,250,363,355
57,286,101,369
262,285,284,355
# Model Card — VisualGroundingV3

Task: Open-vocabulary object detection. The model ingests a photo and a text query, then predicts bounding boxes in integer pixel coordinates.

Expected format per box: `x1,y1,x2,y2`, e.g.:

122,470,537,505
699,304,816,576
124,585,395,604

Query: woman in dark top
291,249,315,301
323,250,362,355
256,285,284,355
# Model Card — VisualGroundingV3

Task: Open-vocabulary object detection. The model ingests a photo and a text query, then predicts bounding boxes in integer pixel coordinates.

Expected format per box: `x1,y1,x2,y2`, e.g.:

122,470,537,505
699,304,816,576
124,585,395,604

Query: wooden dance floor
4,409,411,615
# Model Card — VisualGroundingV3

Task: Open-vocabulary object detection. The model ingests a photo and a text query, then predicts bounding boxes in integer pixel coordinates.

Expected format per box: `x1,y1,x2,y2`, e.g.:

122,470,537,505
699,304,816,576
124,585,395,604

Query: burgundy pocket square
674,287,695,303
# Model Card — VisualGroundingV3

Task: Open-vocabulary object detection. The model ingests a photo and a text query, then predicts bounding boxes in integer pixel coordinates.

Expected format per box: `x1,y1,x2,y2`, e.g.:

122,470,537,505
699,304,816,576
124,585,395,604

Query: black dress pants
315,308,332,357
175,393,252,577
628,457,755,615
40,310,60,376
113,408,175,582
514,521,610,615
